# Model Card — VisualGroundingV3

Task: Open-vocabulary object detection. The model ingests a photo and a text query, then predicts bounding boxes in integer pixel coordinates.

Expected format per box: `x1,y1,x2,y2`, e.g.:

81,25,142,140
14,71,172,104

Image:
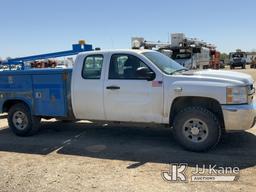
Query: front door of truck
104,53,163,123
72,54,105,120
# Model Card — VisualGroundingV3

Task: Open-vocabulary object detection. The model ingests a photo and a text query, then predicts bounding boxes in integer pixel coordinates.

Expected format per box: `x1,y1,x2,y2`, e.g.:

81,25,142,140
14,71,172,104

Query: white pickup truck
0,50,255,151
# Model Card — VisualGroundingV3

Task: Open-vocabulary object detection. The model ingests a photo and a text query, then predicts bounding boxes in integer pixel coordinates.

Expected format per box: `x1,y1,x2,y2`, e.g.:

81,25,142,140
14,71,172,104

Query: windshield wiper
170,68,189,75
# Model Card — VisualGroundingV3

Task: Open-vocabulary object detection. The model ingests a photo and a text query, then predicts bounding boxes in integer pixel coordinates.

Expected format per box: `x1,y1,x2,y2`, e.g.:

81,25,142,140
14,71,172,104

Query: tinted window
82,55,103,79
109,54,151,79
142,51,185,74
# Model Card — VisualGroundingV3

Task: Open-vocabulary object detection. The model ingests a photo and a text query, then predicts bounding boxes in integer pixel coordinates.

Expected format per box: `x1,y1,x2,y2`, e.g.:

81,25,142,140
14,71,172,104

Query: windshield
172,53,191,60
142,51,186,75
232,53,245,58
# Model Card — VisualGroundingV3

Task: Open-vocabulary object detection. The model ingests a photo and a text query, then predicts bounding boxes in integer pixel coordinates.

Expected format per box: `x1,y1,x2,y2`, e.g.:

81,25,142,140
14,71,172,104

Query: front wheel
173,107,221,152
8,103,41,136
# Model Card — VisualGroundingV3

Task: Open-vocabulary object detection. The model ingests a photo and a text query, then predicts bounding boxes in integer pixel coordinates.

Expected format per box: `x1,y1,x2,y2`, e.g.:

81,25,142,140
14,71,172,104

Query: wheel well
169,97,225,129
2,100,29,113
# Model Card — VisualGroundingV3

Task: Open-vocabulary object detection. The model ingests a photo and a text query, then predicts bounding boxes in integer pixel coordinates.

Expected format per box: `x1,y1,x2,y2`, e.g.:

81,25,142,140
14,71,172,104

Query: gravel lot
0,67,256,192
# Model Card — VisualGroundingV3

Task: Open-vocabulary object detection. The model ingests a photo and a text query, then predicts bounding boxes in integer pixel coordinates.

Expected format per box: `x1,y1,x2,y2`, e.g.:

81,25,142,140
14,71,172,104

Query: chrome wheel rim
12,111,28,130
182,118,208,143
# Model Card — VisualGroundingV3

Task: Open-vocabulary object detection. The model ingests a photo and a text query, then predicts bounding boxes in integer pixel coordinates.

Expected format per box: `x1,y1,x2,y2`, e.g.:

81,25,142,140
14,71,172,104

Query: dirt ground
0,66,256,192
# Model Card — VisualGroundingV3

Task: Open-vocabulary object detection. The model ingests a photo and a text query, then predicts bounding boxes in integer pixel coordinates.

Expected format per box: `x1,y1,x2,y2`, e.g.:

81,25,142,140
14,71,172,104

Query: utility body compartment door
33,74,67,116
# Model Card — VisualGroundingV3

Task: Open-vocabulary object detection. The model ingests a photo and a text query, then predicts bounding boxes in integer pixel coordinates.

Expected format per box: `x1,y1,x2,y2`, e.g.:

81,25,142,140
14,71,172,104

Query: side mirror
136,67,156,81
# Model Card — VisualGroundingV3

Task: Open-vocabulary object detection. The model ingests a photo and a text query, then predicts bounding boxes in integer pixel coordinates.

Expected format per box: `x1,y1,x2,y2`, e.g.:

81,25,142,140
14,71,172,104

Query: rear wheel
173,106,221,152
8,103,41,136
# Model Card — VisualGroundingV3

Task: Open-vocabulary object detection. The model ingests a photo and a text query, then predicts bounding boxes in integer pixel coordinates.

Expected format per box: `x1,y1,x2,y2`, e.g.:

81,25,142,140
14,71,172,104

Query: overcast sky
0,0,256,58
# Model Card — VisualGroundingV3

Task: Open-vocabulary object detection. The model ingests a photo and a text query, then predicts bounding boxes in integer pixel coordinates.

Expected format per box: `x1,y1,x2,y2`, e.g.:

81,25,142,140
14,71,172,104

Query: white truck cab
70,49,256,151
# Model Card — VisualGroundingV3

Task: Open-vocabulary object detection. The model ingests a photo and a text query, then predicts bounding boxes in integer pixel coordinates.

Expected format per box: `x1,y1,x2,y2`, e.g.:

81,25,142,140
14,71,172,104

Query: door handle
106,86,120,90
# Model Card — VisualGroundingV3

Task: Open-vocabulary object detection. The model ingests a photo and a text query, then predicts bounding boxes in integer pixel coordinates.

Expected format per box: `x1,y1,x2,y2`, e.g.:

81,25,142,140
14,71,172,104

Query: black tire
7,103,41,136
173,106,221,152
230,65,233,69
242,64,245,69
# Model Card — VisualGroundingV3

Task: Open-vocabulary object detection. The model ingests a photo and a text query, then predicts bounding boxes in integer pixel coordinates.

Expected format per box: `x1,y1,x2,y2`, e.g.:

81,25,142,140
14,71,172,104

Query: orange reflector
226,96,233,103
227,88,232,95
79,40,86,45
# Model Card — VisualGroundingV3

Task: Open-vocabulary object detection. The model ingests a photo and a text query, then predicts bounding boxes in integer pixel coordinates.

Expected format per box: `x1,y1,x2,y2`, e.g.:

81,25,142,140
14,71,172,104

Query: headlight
226,87,248,104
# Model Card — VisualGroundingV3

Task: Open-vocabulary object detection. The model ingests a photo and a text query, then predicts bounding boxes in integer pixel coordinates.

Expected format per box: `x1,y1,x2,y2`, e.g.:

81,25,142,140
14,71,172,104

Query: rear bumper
231,63,244,66
222,103,256,131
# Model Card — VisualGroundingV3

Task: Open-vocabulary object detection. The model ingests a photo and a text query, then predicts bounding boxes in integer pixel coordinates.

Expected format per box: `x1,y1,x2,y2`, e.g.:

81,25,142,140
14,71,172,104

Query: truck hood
180,69,254,86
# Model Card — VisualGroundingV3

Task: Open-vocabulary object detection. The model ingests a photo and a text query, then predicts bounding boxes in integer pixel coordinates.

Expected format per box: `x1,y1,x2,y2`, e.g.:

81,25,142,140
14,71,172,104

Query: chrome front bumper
222,103,256,131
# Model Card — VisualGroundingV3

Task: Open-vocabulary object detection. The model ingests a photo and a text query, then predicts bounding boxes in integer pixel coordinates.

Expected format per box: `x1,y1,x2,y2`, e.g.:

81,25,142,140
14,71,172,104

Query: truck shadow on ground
0,114,7,119
0,120,255,170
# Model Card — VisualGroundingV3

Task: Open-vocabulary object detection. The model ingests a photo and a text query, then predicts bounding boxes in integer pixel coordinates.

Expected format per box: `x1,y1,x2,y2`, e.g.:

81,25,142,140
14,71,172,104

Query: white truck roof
77,49,155,56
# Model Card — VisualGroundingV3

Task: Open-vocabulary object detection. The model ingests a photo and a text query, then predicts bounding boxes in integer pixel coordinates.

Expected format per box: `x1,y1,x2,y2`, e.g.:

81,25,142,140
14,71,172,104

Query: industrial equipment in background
250,57,256,68
29,58,74,69
209,49,221,69
229,49,247,69
0,40,93,70
30,60,57,68
131,33,221,69
246,52,256,68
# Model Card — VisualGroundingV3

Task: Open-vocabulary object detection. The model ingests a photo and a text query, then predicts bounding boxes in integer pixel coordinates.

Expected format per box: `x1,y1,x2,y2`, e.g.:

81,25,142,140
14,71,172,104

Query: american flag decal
152,80,163,87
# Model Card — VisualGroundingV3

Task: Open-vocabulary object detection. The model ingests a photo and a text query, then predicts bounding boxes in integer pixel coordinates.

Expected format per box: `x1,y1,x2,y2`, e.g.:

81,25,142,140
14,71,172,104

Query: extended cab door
71,53,106,120
103,53,164,123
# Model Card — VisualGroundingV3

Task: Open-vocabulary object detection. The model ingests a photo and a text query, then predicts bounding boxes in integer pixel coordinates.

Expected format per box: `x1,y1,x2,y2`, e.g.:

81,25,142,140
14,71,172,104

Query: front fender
163,80,227,123
171,81,227,103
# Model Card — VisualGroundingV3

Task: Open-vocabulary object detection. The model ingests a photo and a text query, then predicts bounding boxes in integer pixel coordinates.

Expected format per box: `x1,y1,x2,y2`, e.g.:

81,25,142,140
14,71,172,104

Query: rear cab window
82,55,103,79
